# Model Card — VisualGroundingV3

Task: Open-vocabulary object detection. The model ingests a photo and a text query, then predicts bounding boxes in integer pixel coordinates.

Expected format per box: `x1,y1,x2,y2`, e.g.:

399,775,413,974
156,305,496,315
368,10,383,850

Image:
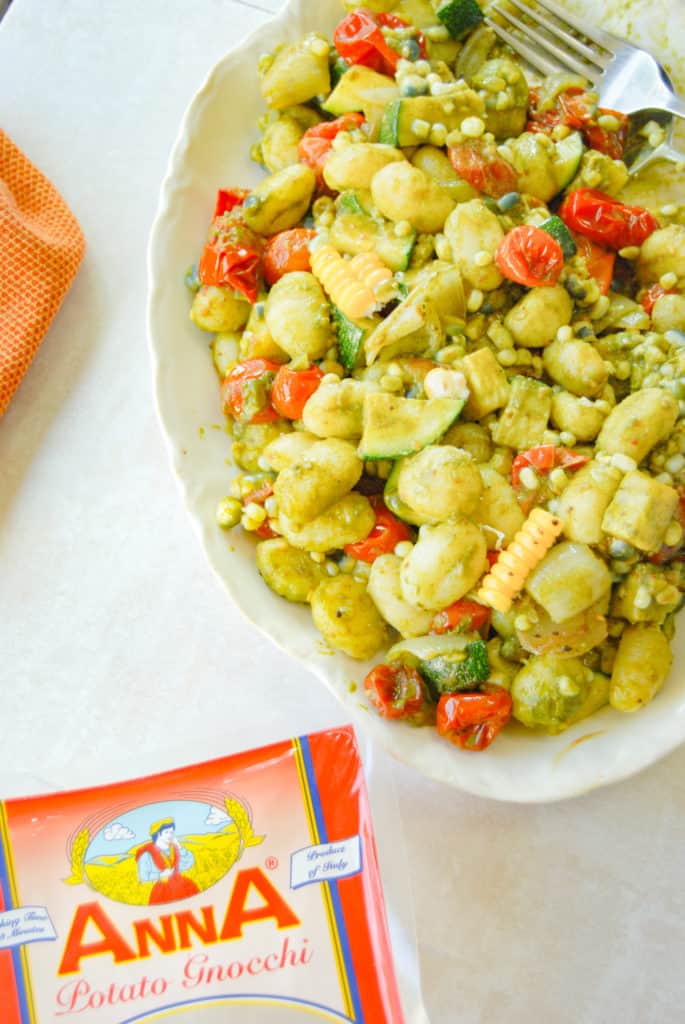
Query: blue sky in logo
86,799,233,861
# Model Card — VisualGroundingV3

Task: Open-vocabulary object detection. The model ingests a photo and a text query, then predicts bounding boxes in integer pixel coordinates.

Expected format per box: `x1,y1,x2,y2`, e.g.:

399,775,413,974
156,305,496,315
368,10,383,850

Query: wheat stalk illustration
64,827,90,885
225,797,264,853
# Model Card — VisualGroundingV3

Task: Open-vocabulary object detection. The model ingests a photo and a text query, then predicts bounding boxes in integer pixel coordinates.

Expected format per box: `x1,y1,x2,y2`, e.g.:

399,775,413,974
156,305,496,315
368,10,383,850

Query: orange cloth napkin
0,130,85,416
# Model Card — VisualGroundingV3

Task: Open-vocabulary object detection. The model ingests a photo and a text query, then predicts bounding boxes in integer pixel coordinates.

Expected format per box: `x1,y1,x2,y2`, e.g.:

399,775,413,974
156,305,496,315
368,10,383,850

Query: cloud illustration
205,806,230,826
104,822,135,841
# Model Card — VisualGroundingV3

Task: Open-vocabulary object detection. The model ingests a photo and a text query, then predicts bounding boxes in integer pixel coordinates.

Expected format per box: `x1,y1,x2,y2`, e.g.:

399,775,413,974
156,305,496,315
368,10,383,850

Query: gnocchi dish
186,0,685,752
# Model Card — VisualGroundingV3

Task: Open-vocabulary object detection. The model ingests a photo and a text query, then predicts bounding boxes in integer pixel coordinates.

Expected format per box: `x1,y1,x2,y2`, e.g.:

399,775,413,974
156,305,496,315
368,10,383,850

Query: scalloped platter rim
147,0,685,802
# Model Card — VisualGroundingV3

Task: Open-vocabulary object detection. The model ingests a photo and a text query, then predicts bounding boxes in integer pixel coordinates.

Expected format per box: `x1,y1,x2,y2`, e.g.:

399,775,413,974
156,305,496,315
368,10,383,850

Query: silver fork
485,0,685,172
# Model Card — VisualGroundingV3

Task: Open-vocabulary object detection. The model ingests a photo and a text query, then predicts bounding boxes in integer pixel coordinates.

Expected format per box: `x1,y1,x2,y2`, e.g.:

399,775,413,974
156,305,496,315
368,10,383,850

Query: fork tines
486,0,613,84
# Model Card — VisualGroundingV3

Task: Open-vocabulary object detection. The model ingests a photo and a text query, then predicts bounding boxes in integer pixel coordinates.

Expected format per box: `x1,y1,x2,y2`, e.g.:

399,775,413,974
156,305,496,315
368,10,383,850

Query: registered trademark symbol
265,856,279,870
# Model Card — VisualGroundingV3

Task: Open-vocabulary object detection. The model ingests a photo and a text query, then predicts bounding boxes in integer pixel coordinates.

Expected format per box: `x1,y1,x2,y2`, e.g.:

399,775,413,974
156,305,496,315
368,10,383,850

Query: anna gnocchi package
0,725,411,1022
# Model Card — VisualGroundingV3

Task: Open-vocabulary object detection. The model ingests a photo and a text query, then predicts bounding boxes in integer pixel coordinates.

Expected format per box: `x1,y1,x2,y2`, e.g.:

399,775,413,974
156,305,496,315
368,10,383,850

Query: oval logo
64,796,262,906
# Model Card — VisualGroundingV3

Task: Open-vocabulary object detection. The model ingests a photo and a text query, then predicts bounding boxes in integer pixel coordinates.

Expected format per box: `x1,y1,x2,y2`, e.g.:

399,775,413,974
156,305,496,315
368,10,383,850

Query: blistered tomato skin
263,228,316,285
448,140,519,199
436,688,513,751
364,664,425,719
222,359,280,424
559,189,659,250
271,364,324,419
496,225,564,287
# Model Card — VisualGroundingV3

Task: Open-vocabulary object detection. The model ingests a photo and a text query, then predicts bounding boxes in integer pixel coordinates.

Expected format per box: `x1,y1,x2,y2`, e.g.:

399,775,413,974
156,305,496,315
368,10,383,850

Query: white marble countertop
2,2,685,1021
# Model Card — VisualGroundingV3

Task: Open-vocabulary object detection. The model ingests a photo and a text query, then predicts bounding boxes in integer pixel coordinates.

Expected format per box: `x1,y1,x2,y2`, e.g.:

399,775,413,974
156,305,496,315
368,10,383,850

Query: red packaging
0,726,405,1022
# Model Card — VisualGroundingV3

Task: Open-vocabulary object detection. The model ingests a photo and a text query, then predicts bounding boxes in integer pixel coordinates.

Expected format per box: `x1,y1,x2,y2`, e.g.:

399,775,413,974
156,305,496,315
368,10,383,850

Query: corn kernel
497,348,517,366
518,466,539,490
466,288,484,312
241,503,267,530
549,467,568,493
597,113,621,131
460,115,485,138
411,118,431,140
429,122,448,147
488,322,515,350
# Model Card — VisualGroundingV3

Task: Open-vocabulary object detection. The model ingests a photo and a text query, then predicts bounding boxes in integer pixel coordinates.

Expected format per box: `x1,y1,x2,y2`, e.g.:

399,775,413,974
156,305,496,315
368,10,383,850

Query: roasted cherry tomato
511,445,590,487
436,686,512,751
557,89,596,128
496,225,564,288
345,495,413,563
213,188,251,217
448,139,519,198
298,113,365,183
271,364,324,420
263,228,317,285
334,10,425,76
582,111,630,160
364,663,425,719
430,599,491,635
221,358,280,424
198,200,263,303
528,89,629,159
571,232,615,295
559,189,659,251
641,282,677,315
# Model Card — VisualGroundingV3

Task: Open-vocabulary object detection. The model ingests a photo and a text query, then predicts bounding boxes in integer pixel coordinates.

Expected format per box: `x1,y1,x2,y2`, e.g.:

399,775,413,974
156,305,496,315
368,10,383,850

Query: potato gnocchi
188,0,685,751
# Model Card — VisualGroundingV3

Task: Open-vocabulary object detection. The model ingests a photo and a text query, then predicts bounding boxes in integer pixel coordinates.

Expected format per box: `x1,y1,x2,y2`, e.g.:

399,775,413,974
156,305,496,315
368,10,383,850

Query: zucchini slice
332,305,372,372
329,209,416,272
378,95,472,147
358,393,464,460
387,633,490,701
553,131,585,190
322,65,399,136
540,215,577,259
337,190,368,216
436,0,484,40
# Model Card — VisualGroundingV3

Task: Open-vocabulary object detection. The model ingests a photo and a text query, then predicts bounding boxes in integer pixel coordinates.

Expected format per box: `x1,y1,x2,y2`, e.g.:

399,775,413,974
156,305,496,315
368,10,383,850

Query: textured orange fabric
0,129,85,416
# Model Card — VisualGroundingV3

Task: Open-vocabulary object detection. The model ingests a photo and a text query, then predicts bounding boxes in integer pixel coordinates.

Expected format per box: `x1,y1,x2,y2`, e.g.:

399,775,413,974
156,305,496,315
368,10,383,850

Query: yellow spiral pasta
347,252,394,299
310,244,389,319
477,507,563,613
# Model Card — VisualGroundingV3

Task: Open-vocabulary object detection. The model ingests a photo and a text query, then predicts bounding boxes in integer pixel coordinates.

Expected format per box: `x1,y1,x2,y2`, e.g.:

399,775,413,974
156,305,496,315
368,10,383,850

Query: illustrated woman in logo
135,818,200,904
